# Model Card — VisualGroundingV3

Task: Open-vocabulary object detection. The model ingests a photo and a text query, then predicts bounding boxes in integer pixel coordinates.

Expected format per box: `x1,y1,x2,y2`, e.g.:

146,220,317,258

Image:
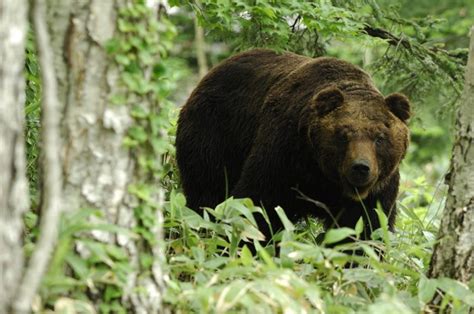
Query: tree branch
13,0,63,312
363,25,411,49
363,25,468,63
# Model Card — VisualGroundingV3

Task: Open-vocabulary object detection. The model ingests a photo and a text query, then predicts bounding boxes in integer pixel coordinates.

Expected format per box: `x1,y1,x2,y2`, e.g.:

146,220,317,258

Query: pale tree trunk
428,26,474,305
194,15,208,79
43,0,167,312
0,1,30,312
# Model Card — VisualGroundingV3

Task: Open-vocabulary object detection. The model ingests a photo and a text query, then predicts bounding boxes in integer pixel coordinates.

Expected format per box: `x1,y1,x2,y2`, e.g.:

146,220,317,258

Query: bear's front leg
231,124,301,242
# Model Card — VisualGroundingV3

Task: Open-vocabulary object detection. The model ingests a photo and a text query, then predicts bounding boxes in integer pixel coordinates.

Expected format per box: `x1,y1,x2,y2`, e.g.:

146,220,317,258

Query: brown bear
176,48,410,240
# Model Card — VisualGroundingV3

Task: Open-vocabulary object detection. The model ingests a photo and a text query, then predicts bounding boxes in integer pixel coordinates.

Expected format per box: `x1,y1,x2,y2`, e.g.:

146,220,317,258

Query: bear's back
179,49,309,148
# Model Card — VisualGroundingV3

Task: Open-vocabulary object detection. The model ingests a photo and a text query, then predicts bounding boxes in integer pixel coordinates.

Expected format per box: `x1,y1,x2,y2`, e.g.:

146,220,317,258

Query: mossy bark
45,1,166,312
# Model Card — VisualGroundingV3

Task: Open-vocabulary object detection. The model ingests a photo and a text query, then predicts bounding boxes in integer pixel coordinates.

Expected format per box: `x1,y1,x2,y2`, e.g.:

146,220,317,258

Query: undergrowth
29,146,474,313
161,173,474,313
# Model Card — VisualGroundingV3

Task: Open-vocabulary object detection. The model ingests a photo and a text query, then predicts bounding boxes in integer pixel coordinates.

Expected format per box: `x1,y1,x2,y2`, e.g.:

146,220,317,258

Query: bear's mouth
342,179,376,201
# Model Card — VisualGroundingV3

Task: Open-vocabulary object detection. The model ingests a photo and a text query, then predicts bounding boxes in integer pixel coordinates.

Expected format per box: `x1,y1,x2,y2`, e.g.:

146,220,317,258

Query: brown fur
176,48,411,240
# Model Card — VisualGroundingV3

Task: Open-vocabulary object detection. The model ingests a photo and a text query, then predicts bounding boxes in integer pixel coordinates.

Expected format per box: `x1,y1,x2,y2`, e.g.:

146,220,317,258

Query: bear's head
308,86,411,200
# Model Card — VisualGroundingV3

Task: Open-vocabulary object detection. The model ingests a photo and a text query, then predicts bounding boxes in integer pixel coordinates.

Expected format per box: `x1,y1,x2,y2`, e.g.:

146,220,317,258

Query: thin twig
13,0,63,312
293,188,341,228
290,15,301,33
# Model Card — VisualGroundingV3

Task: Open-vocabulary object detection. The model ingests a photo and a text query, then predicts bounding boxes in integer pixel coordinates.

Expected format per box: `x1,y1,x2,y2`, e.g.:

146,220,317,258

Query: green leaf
106,245,128,261
105,38,120,54
203,257,228,269
128,126,148,143
279,231,295,269
355,217,364,236
437,277,474,306
360,243,380,261
169,190,187,217
274,206,295,231
104,286,123,302
181,206,212,230
219,197,259,226
418,276,437,304
240,245,253,266
79,240,114,266
65,254,89,279
254,240,276,269
115,54,130,66
323,227,356,245
374,206,390,246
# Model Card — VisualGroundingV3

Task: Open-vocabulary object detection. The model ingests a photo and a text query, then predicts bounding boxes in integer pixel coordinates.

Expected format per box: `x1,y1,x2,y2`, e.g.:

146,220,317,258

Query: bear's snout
349,159,371,187
340,140,379,199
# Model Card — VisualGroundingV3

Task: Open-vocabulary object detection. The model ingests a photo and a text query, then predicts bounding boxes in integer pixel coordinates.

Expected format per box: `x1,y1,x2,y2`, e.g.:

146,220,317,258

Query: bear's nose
349,160,371,186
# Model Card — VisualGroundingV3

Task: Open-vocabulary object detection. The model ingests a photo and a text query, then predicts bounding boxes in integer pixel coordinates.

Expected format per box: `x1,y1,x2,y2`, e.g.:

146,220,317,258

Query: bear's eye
375,135,385,146
336,133,349,143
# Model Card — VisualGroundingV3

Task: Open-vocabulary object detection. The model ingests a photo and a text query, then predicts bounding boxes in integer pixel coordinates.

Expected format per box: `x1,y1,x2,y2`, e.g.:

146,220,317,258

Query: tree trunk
194,14,208,79
428,25,474,304
0,1,30,312
44,0,166,312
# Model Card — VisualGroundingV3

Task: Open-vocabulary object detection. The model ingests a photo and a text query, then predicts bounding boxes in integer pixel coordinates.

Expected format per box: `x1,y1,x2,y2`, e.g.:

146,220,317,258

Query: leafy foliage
161,180,473,313
191,0,363,55
40,209,135,313
186,0,466,104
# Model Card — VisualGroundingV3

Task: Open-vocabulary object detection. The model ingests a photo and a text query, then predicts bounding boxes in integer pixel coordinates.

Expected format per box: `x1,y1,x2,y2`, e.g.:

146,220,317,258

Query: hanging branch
363,24,466,94
363,25,412,49
13,0,63,312
363,25,468,63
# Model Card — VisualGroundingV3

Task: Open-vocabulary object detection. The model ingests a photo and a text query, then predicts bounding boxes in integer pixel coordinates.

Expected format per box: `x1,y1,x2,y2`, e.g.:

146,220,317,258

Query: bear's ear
385,93,411,123
312,87,344,116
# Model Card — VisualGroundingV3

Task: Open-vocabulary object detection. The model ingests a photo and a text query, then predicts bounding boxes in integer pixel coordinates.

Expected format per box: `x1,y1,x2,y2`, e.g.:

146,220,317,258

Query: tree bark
194,14,208,79
44,0,166,312
428,26,474,305
0,1,30,313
